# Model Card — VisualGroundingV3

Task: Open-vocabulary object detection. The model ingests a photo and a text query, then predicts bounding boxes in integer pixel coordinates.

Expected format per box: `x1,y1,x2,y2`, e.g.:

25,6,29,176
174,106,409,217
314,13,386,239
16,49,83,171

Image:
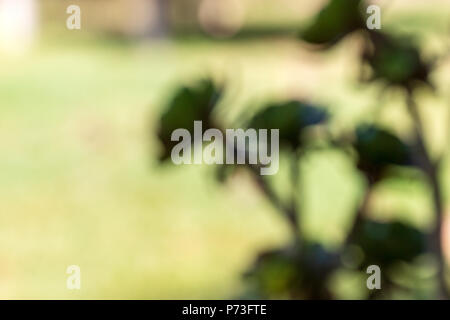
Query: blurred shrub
154,0,449,299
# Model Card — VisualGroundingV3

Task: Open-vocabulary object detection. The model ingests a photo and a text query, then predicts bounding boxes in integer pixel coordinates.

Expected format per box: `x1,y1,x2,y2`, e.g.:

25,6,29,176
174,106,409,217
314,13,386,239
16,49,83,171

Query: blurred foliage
243,242,339,299
247,101,328,150
299,0,364,47
353,219,426,268
353,124,414,184
157,79,222,161
363,31,432,90
155,0,449,299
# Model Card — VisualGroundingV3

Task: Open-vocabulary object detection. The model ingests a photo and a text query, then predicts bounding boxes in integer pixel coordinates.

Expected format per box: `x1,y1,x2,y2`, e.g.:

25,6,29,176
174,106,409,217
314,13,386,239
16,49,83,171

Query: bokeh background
0,0,449,299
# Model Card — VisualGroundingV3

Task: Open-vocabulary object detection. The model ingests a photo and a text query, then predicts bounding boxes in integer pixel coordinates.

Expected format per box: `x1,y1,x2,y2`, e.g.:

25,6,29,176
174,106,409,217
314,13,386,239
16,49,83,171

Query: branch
250,165,302,244
344,185,372,247
221,134,302,243
406,93,449,299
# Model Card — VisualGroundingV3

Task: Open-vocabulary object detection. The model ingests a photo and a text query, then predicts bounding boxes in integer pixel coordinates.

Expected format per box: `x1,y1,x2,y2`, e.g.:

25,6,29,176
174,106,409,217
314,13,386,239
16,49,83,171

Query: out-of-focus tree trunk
152,0,170,37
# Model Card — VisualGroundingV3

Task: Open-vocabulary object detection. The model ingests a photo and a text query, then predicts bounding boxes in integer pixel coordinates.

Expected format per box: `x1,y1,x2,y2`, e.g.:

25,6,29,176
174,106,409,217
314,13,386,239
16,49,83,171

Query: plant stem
251,167,302,244
406,93,449,299
345,185,372,247
222,128,302,243
289,152,302,243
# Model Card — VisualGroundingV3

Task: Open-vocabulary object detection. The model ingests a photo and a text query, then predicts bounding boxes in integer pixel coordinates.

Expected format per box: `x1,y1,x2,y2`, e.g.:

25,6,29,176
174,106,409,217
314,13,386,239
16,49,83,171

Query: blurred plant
299,0,365,48
157,79,222,161
154,0,449,299
299,0,449,299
